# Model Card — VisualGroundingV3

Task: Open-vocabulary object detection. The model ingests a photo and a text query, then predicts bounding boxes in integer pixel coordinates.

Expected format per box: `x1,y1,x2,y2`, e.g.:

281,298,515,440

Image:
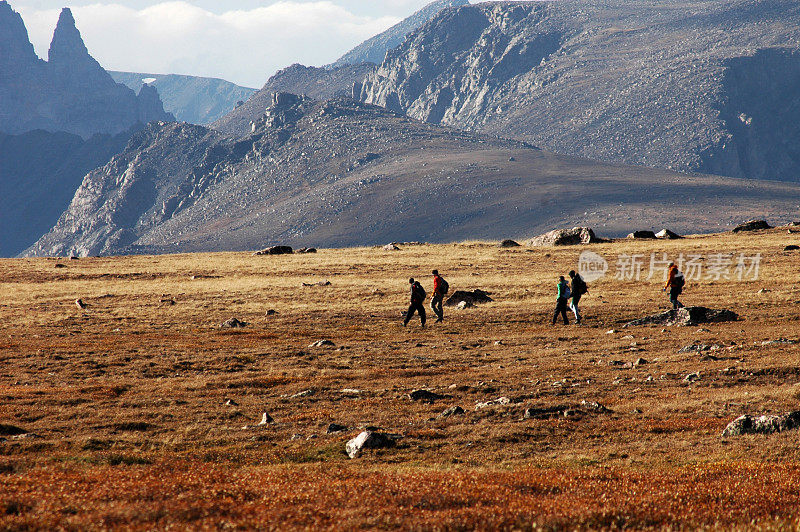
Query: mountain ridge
359,0,800,182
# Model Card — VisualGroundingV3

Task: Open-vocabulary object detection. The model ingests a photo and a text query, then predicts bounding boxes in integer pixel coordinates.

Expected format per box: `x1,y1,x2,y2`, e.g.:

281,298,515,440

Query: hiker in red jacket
663,262,685,310
431,270,449,323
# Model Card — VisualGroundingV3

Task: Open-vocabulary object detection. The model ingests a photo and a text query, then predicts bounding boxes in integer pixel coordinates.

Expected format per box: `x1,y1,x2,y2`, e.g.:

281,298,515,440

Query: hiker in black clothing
552,275,571,325
430,270,449,323
569,270,587,324
403,277,427,327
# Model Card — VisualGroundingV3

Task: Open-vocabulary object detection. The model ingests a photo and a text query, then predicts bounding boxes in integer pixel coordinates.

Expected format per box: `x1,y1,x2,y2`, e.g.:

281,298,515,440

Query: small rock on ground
221,318,248,328
346,430,399,458
308,340,335,348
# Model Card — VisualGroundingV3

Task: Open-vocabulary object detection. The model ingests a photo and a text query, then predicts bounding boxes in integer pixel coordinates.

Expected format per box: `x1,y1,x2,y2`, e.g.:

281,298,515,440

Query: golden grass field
2,228,800,530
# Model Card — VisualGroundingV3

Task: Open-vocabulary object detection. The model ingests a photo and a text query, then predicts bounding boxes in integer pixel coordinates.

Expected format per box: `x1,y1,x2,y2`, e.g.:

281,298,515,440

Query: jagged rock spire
0,0,39,65
48,8,90,64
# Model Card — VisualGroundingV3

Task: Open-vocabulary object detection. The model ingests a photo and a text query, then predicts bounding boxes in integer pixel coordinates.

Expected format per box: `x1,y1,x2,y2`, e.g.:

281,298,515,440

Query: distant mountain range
0,1,173,256
10,0,800,258
0,2,172,138
359,0,800,183
110,72,256,125
26,95,800,257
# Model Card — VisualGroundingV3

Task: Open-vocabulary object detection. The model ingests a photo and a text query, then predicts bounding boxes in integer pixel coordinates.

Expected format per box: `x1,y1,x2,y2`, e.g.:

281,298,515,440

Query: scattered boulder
308,339,335,348
523,401,612,419
327,423,348,434
627,230,657,239
409,389,444,403
346,430,398,459
302,280,331,287
258,412,274,425
529,227,601,246
732,220,772,233
445,289,493,307
438,406,465,419
684,372,701,383
785,245,800,251
383,243,401,251
253,245,293,255
500,239,521,248
296,247,317,253
655,229,683,239
224,399,239,407
722,411,800,437
624,307,738,327
221,318,248,329
475,397,511,410
75,298,87,309
456,301,472,310
0,424,27,437
265,309,277,316
55,263,66,268
634,358,648,366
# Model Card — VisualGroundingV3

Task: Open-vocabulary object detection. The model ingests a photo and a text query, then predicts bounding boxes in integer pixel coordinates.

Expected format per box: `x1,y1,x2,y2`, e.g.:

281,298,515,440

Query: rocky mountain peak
0,0,38,65
48,8,92,65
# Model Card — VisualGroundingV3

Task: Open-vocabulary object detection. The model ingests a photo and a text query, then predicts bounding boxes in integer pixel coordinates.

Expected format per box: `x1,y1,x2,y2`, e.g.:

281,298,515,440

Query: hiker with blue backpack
552,275,571,325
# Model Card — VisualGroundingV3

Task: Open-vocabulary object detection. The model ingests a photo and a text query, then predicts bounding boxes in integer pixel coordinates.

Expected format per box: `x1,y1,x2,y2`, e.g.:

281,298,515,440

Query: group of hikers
402,263,687,327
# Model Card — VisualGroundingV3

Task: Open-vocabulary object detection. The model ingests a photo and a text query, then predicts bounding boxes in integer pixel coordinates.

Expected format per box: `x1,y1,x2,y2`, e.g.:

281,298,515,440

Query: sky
11,1,457,88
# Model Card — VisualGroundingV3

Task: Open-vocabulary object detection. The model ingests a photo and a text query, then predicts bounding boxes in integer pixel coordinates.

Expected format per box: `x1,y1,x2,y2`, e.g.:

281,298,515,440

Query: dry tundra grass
2,229,800,529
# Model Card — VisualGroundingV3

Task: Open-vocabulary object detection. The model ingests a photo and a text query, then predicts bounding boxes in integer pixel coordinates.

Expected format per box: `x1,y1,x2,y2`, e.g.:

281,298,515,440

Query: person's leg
404,303,416,326
552,302,560,324
571,295,582,323
561,303,569,325
418,302,426,327
431,295,443,322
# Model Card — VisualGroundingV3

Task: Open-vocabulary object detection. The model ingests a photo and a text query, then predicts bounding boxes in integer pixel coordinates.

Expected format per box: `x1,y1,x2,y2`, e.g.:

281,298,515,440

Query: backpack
414,282,427,301
573,275,587,295
440,277,450,295
674,273,685,289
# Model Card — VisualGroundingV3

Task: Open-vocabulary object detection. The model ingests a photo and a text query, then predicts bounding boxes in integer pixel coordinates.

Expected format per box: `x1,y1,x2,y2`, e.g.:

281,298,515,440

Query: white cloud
15,1,401,87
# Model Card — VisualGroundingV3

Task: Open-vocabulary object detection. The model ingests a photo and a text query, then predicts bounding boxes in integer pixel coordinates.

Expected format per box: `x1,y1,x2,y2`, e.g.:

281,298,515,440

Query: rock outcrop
0,4,173,138
212,63,375,137
359,0,800,183
529,227,599,246
330,0,470,68
722,411,800,437
625,307,739,327
732,220,773,233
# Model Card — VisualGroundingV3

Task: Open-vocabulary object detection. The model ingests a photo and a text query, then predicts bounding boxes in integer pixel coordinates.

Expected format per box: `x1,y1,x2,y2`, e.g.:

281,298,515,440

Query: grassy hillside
3,229,800,528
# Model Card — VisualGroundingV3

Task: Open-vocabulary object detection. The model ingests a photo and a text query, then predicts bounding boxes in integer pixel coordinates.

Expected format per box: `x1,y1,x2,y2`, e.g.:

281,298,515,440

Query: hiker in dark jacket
552,276,571,325
663,262,685,310
569,270,587,324
430,270,447,323
403,277,427,327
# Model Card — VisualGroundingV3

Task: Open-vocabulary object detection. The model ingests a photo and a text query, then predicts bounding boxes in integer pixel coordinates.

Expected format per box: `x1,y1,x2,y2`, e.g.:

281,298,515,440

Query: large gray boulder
345,430,398,458
529,227,599,246
732,220,772,233
445,289,493,307
722,411,800,437
625,307,738,327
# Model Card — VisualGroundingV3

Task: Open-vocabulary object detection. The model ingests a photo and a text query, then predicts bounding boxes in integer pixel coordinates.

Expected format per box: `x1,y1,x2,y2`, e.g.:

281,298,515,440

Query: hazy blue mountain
0,128,132,257
0,2,172,138
111,72,256,125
